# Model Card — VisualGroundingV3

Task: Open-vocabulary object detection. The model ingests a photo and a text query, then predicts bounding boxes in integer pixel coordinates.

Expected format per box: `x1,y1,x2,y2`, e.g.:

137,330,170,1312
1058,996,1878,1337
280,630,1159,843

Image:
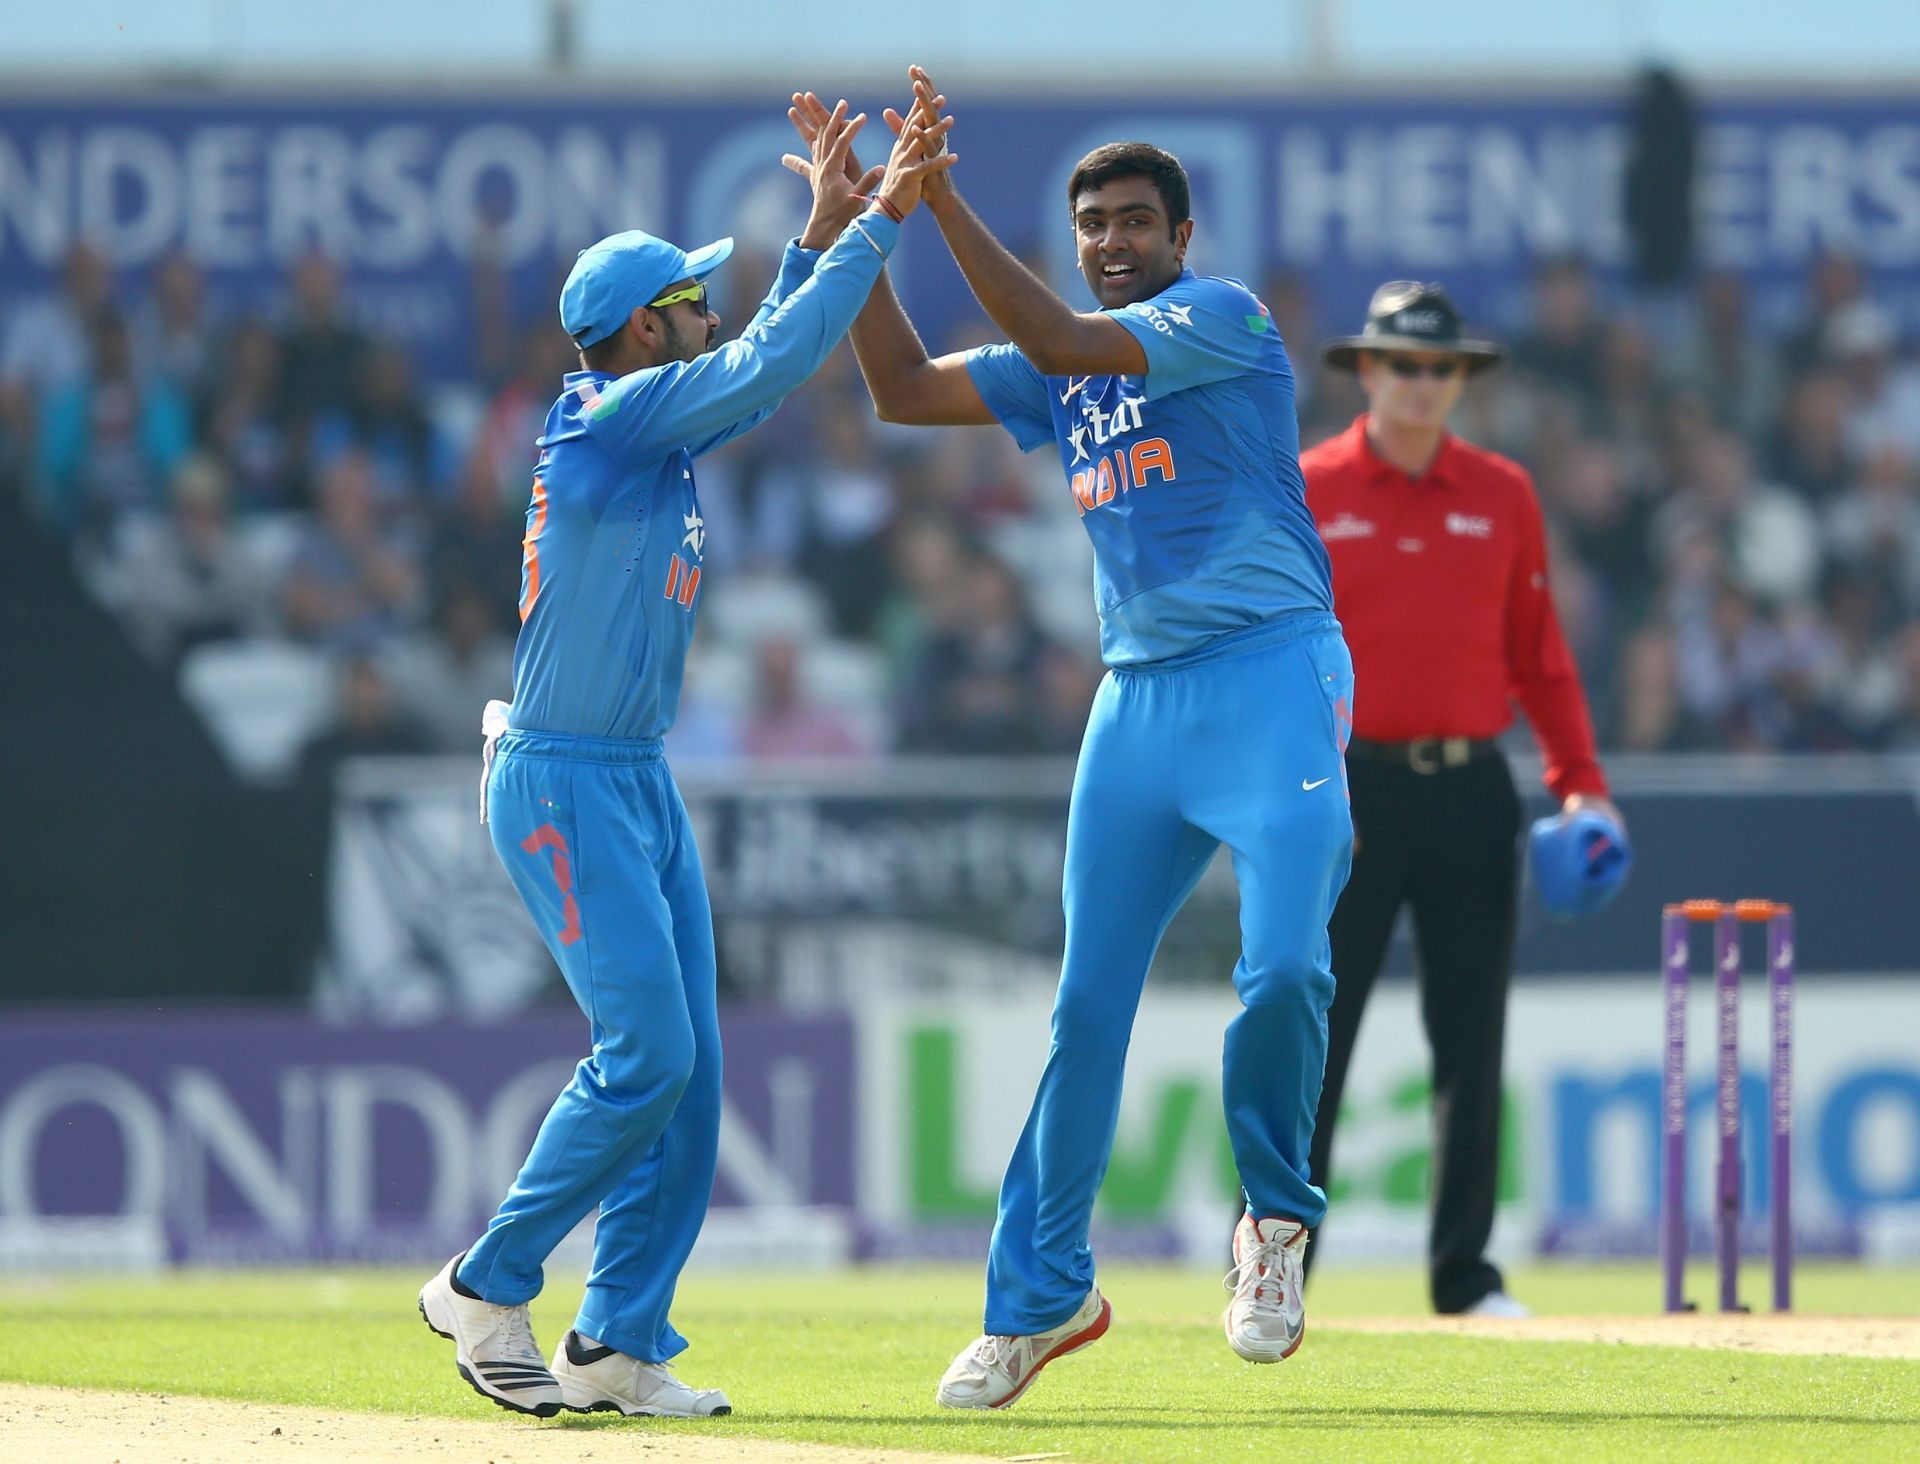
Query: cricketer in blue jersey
418,100,956,1421
794,74,1353,1407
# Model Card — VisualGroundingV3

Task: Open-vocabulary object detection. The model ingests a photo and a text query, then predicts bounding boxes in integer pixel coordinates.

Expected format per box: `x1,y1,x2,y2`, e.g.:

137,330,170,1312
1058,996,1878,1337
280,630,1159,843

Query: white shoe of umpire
935,1286,1112,1410
1464,1290,1532,1319
551,1330,732,1417
1224,1214,1309,1362
417,1254,565,1416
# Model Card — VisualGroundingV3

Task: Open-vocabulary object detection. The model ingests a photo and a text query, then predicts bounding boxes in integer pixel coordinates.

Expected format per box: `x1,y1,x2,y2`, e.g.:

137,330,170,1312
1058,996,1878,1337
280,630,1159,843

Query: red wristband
872,195,905,225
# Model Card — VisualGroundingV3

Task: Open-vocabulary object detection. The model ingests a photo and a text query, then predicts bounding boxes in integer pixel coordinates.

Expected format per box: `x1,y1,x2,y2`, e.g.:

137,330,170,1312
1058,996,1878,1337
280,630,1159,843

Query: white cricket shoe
1224,1214,1308,1362
935,1286,1112,1410
1464,1290,1532,1319
417,1254,565,1417
551,1330,732,1417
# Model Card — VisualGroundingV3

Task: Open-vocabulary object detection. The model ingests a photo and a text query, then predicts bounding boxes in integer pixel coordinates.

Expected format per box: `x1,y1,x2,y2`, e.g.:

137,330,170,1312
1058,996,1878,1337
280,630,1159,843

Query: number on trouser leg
521,823,583,946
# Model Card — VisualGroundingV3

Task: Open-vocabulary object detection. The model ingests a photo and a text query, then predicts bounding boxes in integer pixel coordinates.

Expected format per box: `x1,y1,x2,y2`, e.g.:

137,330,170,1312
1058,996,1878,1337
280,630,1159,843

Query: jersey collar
562,369,619,412
1353,413,1458,489
1137,267,1196,305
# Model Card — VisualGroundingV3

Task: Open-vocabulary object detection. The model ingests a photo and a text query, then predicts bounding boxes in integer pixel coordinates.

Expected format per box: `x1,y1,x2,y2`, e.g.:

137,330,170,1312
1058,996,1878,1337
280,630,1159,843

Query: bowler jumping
793,68,1353,1407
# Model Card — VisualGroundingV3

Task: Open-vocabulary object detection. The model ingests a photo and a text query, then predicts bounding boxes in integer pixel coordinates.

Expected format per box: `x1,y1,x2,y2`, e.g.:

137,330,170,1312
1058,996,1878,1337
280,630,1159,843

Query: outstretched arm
849,270,998,426
788,90,994,427
920,187,1145,380
588,104,955,461
894,66,1146,380
730,100,890,342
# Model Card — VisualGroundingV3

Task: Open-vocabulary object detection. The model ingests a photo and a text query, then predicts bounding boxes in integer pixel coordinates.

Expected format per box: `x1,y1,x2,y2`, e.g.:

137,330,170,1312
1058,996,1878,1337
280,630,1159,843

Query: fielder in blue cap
558,230,738,351
419,98,955,1422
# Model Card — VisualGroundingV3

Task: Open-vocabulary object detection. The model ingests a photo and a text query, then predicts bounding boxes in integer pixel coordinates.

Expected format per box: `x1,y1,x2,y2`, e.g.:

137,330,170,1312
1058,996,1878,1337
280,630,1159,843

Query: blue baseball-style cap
559,229,734,349
1529,808,1633,920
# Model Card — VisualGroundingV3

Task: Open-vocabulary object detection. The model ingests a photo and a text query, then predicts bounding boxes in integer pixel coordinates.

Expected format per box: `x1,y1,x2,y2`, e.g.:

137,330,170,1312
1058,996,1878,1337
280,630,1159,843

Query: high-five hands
783,91,957,248
883,65,953,199
781,99,879,249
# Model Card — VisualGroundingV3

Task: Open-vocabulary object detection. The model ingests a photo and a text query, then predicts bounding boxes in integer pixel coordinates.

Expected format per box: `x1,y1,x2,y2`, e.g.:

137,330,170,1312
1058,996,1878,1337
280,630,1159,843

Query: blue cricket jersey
505,213,900,740
965,269,1333,666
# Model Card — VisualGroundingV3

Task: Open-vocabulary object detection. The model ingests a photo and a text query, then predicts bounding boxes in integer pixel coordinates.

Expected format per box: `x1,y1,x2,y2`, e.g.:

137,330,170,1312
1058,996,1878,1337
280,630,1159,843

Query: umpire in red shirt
1301,282,1621,1316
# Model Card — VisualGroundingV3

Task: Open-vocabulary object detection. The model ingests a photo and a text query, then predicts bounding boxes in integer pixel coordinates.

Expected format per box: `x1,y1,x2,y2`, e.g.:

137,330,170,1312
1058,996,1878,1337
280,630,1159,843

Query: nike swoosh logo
1302,777,1332,791
1059,376,1091,403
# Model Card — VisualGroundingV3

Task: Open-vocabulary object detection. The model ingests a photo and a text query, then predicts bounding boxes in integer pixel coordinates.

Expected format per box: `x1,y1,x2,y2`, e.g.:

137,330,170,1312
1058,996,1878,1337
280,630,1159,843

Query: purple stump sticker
1770,909,1795,1312
1660,907,1690,1314
1715,911,1742,1313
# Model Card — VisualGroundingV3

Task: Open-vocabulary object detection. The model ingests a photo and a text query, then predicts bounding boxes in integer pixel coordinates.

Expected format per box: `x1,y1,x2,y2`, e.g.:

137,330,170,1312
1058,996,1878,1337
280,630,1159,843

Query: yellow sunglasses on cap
648,283,708,311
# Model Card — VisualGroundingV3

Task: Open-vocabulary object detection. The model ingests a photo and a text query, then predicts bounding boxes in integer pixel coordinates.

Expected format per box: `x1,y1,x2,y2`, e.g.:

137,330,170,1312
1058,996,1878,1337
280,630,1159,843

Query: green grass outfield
2,1262,1916,1461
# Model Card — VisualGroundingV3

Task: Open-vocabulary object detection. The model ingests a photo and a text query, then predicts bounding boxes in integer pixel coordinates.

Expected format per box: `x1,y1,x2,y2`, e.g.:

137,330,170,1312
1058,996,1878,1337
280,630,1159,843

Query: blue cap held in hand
560,229,733,349
1529,808,1632,920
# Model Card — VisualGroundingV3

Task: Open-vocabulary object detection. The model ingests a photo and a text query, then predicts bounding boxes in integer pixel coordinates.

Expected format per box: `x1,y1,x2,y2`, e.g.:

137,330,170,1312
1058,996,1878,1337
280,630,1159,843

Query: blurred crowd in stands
4,237,1920,779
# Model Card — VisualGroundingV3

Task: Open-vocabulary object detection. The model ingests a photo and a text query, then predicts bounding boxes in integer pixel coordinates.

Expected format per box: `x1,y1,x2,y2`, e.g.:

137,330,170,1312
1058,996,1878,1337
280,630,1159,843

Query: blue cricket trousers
985,614,1356,1335
458,729,721,1364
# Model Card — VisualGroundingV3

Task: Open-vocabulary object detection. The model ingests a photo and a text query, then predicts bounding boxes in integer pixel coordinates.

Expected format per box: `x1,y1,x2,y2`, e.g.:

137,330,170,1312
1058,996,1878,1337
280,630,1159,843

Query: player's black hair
1066,143,1191,237
580,332,624,372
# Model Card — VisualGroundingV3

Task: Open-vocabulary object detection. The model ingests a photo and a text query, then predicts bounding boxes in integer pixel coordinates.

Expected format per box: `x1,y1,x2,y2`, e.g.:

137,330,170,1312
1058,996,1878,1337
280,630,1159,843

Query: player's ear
625,305,665,362
1173,218,1194,262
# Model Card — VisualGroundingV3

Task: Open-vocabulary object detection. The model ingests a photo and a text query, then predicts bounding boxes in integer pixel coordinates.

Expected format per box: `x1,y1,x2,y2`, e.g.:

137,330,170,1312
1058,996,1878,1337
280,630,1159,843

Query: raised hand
882,65,953,199
781,98,883,249
788,91,883,193
911,65,947,139
790,86,956,229
874,108,957,219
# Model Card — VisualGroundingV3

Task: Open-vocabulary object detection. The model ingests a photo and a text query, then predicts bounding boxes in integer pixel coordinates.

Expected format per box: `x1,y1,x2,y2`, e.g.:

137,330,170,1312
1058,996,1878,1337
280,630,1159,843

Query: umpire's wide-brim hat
1323,280,1505,374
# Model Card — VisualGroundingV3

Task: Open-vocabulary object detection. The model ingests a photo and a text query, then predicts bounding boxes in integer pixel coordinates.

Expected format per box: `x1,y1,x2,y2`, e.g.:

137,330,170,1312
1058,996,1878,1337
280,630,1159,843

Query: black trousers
1305,751,1522,1313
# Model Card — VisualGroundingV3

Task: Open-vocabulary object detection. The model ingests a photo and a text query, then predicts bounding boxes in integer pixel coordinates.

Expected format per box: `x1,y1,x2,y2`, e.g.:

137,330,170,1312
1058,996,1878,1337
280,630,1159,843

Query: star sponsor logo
1082,394,1145,448
1131,302,1185,336
682,510,706,558
1069,422,1090,463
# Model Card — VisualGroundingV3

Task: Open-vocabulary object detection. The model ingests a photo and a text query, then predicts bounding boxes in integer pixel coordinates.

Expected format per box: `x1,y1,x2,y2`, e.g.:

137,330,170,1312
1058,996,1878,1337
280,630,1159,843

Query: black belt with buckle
1345,735,1500,775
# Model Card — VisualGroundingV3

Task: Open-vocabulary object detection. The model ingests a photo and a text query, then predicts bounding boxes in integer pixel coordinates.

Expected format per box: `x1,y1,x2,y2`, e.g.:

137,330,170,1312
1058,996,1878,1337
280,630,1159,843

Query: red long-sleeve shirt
1301,416,1608,801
